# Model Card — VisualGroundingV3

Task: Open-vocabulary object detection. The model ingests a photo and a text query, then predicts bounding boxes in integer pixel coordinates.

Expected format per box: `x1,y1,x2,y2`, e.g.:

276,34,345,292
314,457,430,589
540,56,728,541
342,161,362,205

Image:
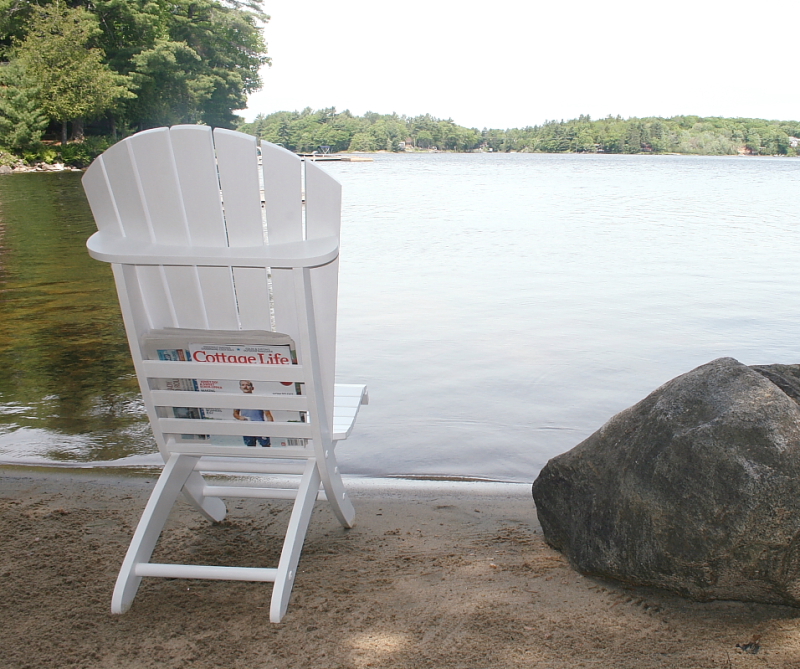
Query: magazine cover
141,330,306,448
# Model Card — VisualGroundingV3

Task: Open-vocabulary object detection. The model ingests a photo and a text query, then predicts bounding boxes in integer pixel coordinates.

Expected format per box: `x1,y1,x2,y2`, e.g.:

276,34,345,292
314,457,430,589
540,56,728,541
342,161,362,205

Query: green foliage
0,148,17,166
239,109,800,157
0,0,269,149
22,145,58,164
238,109,484,154
60,135,113,166
0,57,48,151
88,0,269,129
479,114,800,156
348,131,376,152
12,3,133,129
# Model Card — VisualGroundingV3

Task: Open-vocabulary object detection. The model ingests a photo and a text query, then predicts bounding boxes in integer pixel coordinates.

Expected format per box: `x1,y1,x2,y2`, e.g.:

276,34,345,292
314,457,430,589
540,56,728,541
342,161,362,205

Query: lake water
0,153,798,482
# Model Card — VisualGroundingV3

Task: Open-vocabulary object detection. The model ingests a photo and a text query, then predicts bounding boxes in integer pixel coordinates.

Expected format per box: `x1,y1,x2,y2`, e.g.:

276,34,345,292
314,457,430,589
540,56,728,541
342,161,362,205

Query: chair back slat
305,162,342,420
96,139,152,242
162,265,209,329
305,161,342,239
127,128,189,246
262,142,303,243
213,128,264,247
232,267,272,330
169,125,228,247
134,265,176,328
197,266,240,330
214,129,272,330
82,159,123,236
261,141,303,357
170,125,240,329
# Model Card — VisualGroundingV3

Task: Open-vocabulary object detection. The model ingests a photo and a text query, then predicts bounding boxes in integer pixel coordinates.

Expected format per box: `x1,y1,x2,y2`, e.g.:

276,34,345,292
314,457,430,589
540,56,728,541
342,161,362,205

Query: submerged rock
532,357,800,606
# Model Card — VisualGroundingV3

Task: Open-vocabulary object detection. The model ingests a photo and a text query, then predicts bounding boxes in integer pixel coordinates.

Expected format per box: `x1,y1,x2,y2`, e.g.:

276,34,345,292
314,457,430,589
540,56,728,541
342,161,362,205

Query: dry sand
2,467,800,669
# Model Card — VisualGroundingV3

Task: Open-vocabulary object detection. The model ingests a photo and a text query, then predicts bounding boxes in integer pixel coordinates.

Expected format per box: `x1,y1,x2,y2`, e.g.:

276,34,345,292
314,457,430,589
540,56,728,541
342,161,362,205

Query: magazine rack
82,125,367,622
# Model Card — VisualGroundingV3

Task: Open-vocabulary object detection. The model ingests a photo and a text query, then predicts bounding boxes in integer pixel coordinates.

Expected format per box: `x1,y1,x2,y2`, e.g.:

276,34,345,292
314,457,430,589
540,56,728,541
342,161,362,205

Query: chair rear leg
270,460,322,622
112,454,199,614
182,470,227,522
319,449,355,529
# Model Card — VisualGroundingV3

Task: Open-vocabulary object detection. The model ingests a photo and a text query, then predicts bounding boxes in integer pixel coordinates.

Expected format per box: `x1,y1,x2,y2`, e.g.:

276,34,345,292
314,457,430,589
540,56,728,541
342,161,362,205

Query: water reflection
0,156,798,481
0,173,149,462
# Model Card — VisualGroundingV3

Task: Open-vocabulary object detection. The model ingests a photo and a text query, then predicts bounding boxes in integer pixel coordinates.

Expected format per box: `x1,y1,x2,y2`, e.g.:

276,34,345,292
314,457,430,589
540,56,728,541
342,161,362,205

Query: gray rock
532,357,800,606
0,165,12,174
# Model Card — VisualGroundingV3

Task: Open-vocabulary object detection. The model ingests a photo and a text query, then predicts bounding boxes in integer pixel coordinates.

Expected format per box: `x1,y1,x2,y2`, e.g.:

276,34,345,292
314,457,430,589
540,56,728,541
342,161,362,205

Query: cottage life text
192,351,291,365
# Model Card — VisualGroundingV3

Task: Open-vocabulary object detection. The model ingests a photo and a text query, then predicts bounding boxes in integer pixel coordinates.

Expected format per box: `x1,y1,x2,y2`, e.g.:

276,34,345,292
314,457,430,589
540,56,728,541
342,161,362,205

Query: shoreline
1,151,796,177
3,469,800,668
0,461,530,487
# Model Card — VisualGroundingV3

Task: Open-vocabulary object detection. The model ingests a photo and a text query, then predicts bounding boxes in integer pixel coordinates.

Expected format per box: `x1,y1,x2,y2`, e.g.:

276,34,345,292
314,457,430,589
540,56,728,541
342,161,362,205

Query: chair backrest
82,125,342,445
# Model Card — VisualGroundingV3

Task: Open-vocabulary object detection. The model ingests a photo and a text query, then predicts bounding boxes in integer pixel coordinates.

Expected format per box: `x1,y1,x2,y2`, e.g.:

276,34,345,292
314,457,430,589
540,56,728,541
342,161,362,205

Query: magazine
141,329,306,448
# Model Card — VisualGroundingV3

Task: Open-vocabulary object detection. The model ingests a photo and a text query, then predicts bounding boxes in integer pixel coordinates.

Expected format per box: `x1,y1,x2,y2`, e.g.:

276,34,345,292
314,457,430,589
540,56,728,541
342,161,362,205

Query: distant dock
298,153,374,162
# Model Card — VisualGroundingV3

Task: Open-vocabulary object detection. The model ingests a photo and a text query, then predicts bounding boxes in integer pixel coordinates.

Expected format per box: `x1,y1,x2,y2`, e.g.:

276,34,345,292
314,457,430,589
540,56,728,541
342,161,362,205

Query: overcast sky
240,0,798,129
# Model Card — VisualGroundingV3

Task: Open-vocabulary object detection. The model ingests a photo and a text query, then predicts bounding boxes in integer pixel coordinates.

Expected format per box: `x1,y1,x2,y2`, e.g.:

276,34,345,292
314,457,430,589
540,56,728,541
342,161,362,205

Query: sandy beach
2,467,800,669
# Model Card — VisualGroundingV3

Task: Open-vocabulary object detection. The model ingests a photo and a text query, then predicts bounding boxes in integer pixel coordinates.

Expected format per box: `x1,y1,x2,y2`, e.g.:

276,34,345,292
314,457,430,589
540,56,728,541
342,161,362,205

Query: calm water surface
0,154,798,482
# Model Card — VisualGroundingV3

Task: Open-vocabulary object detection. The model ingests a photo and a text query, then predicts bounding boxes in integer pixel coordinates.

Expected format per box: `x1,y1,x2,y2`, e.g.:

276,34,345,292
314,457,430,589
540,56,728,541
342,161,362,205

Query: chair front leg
112,453,200,613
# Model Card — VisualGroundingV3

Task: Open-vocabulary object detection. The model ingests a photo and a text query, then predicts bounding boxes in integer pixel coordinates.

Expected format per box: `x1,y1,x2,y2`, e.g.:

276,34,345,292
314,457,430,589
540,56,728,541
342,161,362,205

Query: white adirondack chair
82,125,367,623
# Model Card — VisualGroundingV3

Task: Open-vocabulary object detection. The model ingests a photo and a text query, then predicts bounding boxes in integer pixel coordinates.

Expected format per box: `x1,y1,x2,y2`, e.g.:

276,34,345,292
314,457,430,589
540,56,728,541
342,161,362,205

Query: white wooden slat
335,383,368,398
116,265,154,339
232,267,272,330
332,426,351,440
270,269,301,347
309,259,338,423
304,161,342,422
203,486,308,501
169,125,228,247
150,391,308,411
305,161,342,239
170,128,238,329
162,265,208,329
261,142,303,243
213,128,264,247
127,128,189,246
136,266,176,329
334,396,361,409
87,233,339,269
98,139,152,242
82,159,123,236
333,407,357,420
159,418,312,438
194,460,308,475
261,142,303,345
332,384,366,440
168,442,312,460
135,564,278,581
197,267,240,329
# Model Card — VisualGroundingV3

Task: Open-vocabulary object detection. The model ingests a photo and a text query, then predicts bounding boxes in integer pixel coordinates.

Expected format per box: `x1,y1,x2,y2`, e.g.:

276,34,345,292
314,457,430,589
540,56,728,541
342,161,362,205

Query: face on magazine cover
239,380,254,393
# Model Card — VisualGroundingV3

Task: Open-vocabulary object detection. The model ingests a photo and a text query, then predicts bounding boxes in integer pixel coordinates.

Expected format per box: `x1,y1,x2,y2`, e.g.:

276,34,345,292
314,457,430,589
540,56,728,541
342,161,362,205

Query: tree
348,131,376,152
13,2,132,145
92,0,270,129
0,58,48,152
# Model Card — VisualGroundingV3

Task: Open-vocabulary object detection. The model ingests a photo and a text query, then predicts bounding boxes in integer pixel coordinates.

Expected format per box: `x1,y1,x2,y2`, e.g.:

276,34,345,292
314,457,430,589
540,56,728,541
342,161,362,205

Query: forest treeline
0,0,268,164
0,1,796,166
238,109,800,156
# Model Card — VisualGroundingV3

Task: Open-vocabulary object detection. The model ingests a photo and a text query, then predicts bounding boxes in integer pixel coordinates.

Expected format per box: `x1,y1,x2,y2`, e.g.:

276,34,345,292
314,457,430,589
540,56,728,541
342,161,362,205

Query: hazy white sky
241,0,798,129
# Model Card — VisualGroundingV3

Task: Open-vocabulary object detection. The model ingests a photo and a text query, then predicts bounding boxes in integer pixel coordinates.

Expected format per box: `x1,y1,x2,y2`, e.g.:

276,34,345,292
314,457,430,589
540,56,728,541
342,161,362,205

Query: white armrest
332,384,368,441
87,232,339,269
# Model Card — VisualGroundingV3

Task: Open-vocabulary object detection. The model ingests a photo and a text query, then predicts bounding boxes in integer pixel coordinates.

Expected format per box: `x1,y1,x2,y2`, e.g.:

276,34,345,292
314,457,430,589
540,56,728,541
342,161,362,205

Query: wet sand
2,467,800,668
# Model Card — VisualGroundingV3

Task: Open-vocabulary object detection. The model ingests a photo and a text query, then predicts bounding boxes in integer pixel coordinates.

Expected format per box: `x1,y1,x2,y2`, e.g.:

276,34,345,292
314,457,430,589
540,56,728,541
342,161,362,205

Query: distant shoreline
238,110,800,158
